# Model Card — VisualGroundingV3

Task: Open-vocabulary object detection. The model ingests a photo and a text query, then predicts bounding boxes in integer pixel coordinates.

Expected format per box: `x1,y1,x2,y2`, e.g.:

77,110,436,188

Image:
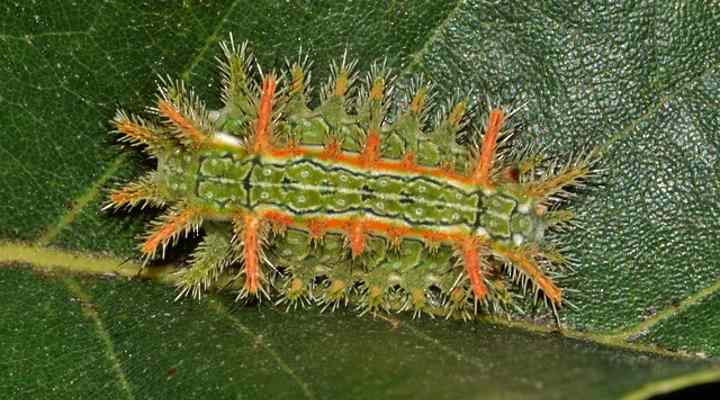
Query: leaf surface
1,1,719,398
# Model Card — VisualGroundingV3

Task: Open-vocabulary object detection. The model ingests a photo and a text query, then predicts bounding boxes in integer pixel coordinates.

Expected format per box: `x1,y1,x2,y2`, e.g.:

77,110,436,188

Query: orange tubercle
401,152,416,169
472,108,505,186
320,139,341,160
242,214,262,294
253,76,276,154
307,219,329,241
460,237,488,300
262,210,294,234
361,129,381,167
262,210,294,226
348,221,367,258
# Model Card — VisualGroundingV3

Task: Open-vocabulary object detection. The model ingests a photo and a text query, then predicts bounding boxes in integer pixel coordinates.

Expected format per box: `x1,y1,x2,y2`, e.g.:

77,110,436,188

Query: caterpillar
106,35,597,320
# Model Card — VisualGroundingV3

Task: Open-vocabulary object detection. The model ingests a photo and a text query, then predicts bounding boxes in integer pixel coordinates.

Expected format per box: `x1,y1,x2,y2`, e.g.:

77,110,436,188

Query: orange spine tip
320,139,341,160
242,214,262,294
461,238,488,300
253,76,276,153
473,108,505,186
307,219,328,241
421,230,450,243
157,100,206,145
401,152,416,169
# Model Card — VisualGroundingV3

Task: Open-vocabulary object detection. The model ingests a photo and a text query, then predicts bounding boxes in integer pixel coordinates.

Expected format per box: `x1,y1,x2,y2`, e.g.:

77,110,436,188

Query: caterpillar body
107,36,596,320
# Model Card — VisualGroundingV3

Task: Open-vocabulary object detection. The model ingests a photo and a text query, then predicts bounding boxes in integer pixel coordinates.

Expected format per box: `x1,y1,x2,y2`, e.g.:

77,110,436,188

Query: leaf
1,264,716,400
1,0,719,398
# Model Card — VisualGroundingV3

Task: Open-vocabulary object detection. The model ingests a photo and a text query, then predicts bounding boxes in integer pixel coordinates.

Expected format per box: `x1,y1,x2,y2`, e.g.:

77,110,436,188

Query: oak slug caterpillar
106,35,596,320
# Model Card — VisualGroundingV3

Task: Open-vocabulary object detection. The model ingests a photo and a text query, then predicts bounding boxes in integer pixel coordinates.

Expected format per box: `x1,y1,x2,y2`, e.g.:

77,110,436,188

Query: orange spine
242,214,262,294
253,76,276,153
361,129,381,167
158,101,206,144
461,238,488,300
473,108,505,186
142,209,197,256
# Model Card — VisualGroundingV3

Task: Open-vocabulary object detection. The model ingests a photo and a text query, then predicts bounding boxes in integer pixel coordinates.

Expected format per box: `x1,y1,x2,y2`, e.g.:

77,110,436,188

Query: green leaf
1,1,718,398
1,264,716,399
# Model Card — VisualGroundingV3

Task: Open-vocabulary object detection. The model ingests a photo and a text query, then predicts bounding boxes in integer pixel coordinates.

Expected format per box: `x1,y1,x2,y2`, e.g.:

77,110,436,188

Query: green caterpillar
107,35,596,320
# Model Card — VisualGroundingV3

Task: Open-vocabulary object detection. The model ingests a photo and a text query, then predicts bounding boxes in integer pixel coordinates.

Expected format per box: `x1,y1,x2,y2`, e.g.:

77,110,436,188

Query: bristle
104,171,164,210
175,230,233,300
493,245,562,306
427,96,472,170
447,101,468,128
394,76,433,121
156,78,211,147
321,50,358,102
355,61,393,131
113,110,167,150
526,149,600,203
317,259,355,311
406,76,433,118
218,34,256,109
320,279,351,312
141,207,202,260
286,48,313,97
543,210,576,230
275,274,312,310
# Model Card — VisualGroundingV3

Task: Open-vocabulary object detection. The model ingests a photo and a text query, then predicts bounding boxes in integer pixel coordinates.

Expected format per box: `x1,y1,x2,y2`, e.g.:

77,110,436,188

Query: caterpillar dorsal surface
106,35,597,320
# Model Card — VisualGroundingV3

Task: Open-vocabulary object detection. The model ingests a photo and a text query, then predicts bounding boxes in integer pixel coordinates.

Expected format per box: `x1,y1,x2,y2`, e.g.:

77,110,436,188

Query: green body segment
247,159,480,229
159,146,544,244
